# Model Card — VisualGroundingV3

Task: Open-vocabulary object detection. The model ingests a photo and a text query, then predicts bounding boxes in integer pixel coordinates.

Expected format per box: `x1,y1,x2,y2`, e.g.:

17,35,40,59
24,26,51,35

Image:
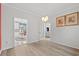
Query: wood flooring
0,40,79,56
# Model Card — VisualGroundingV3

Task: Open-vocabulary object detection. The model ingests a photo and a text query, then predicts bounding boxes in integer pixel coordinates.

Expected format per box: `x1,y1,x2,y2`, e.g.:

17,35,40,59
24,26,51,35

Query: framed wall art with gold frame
56,16,65,27
65,12,79,26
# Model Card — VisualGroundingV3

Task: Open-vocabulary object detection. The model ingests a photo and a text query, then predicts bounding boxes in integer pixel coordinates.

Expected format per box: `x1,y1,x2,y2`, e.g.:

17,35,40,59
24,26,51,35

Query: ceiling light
41,16,48,22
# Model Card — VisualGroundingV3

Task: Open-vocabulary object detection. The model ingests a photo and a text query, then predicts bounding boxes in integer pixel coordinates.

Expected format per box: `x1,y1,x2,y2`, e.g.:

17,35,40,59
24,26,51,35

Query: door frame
13,17,28,47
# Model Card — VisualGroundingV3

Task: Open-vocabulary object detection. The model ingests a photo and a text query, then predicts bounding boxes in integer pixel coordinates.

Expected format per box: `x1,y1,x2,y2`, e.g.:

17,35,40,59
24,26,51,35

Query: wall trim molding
49,40,79,50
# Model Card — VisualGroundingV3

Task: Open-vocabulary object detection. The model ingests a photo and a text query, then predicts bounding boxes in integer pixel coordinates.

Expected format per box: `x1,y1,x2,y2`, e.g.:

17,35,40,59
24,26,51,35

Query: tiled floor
0,40,79,56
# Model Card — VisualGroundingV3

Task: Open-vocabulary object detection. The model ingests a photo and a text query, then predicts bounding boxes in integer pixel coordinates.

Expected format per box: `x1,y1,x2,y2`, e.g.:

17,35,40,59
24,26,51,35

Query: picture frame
65,12,79,26
56,16,65,27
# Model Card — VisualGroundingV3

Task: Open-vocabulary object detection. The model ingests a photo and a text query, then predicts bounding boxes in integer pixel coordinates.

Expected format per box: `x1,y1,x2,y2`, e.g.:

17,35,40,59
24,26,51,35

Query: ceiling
4,3,79,17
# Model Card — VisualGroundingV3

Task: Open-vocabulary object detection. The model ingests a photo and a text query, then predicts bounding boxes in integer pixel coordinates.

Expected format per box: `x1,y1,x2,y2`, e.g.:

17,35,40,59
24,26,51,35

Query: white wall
50,6,79,49
2,4,41,50
2,3,79,50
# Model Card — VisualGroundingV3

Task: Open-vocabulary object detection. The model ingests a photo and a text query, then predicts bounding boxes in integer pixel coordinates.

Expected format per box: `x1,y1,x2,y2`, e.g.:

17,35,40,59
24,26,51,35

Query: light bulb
41,16,48,22
42,17,45,22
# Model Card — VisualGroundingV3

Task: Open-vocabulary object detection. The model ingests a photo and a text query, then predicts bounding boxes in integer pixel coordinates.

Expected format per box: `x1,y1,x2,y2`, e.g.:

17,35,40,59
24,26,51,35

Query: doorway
14,17,28,47
40,22,51,40
45,23,51,38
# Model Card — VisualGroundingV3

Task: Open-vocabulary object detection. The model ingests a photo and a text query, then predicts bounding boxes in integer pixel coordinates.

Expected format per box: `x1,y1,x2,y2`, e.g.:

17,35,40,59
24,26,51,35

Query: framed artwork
65,12,78,26
56,16,65,27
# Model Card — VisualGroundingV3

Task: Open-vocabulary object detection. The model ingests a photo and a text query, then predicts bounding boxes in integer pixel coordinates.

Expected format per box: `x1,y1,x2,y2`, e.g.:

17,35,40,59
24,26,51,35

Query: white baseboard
49,40,79,50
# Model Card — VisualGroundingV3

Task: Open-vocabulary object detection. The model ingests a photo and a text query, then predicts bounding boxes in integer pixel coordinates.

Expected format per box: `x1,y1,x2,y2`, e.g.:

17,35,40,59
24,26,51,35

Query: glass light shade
45,16,48,21
42,16,48,22
42,17,45,22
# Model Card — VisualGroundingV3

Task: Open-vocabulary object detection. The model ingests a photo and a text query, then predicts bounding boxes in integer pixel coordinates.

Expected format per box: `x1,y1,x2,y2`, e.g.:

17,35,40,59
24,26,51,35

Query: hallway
1,40,79,56
1,3,79,56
